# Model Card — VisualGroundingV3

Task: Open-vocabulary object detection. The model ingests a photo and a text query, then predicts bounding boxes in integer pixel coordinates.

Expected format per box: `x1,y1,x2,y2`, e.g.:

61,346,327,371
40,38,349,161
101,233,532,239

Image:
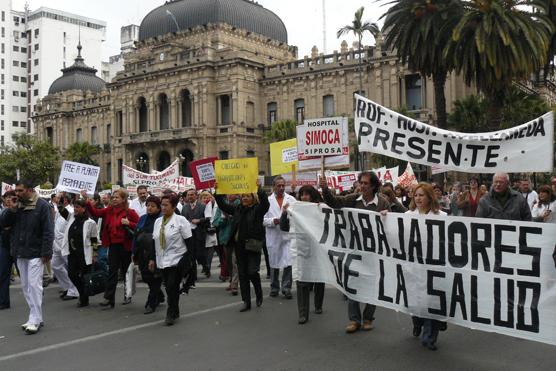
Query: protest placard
289,202,556,345
270,138,298,176
35,187,57,199
189,157,217,189
297,117,349,160
1,182,13,195
215,157,258,194
298,154,350,172
354,94,554,173
56,160,100,195
122,159,179,187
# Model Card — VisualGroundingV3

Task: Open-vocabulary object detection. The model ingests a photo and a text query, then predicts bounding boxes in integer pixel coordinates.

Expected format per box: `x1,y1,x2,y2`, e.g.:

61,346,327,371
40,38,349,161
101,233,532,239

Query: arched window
159,93,169,130
180,149,194,177
323,95,334,117
180,90,192,127
138,97,148,132
157,151,171,171
267,102,277,125
294,99,305,124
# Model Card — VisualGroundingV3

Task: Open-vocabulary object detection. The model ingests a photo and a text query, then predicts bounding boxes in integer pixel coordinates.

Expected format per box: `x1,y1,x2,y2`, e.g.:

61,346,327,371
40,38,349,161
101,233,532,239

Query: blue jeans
0,247,14,307
96,246,109,273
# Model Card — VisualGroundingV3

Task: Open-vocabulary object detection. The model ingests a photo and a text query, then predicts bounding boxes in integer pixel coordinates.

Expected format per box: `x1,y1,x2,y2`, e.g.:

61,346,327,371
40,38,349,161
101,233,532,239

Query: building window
323,95,335,117
180,90,192,127
12,60,18,67
12,76,18,82
20,47,26,53
0,74,3,84
246,150,255,158
0,27,3,38
34,89,38,96
1,120,4,130
33,74,38,81
246,101,255,125
34,29,39,38
0,43,3,53
0,105,3,114
76,128,82,142
20,121,26,127
12,91,18,97
219,151,229,160
20,91,26,97
158,93,169,130
405,74,423,110
34,59,39,66
138,98,147,132
1,136,3,147
0,59,3,69
20,61,26,68
106,123,112,143
0,89,3,99
20,76,26,82
46,127,53,144
294,99,305,124
13,46,19,52
267,102,277,125
20,106,26,112
218,95,231,125
106,162,112,183
117,159,123,184
34,44,39,51
91,126,97,145
12,121,18,127
12,106,18,112
1,11,4,22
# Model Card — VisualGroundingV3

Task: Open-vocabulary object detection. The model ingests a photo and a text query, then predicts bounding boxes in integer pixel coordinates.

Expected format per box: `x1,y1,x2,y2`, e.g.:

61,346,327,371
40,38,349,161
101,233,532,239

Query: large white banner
123,159,179,187
354,94,554,173
289,203,556,345
56,161,100,195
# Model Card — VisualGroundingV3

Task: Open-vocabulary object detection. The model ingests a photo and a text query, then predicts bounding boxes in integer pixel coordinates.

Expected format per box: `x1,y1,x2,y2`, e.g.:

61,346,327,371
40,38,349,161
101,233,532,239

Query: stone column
148,98,156,131
169,95,178,129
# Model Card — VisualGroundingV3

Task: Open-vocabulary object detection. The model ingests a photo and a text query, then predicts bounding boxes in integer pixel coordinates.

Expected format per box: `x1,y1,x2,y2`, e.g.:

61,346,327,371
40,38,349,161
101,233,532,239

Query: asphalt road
1,264,555,371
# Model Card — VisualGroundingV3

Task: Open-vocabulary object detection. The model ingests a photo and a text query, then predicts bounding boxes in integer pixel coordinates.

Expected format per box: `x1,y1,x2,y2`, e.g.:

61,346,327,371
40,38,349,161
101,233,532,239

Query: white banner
35,187,57,199
123,159,179,187
298,154,350,172
2,182,13,195
56,161,100,196
354,94,554,173
289,203,556,345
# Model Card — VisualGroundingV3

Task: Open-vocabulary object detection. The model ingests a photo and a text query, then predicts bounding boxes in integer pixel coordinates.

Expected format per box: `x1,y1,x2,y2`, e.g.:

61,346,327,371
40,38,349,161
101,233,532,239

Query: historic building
34,0,476,185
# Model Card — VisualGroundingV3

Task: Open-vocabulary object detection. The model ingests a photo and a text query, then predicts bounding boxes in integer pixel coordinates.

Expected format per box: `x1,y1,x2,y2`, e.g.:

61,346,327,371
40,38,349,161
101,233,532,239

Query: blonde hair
409,182,440,213
112,189,129,208
241,193,259,205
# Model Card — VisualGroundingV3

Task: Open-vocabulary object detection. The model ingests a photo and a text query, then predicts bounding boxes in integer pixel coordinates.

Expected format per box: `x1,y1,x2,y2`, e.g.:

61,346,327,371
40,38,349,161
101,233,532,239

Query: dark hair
538,185,556,202
394,184,406,196
298,185,322,203
72,199,90,217
358,171,381,190
59,194,71,205
93,192,101,202
381,187,397,203
382,182,394,191
15,179,34,189
146,195,161,209
161,193,179,208
137,185,148,192
273,176,286,186
3,190,15,198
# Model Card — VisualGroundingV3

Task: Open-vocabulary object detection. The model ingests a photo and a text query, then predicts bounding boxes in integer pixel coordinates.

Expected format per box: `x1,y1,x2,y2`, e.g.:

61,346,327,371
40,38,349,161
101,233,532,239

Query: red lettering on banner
306,129,341,146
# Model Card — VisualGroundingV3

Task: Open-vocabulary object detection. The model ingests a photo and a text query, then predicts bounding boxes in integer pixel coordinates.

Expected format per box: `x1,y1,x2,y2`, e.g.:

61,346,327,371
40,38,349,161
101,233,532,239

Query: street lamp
136,155,148,172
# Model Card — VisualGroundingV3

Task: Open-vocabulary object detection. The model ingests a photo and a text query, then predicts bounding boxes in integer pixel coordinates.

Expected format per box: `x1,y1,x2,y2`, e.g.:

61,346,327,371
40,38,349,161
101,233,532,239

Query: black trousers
67,249,91,305
104,244,131,303
162,255,187,319
296,281,325,319
235,244,262,305
141,269,164,309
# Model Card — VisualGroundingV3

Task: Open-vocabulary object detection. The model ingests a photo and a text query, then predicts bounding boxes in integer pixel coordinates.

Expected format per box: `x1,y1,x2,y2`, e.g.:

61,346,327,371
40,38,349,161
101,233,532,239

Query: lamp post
136,155,148,173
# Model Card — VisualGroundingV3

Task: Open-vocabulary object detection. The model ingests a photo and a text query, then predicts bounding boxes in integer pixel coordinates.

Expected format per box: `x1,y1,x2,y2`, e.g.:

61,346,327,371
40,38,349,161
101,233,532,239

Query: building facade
34,0,476,185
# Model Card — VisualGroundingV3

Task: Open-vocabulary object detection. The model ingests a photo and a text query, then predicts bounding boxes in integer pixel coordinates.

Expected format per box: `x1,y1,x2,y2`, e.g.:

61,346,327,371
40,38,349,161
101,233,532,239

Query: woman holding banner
83,189,139,309
406,182,447,351
531,185,556,223
214,182,269,312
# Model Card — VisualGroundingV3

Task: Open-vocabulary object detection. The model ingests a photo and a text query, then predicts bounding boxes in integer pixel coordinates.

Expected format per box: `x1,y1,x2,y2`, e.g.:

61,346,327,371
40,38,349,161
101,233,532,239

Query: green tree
337,7,380,93
0,134,60,185
65,141,101,166
445,0,553,129
539,0,556,78
263,119,298,143
381,0,464,129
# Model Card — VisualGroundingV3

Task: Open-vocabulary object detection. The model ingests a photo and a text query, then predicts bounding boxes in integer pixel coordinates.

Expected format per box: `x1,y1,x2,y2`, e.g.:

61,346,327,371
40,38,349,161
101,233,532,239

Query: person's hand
121,217,130,226
273,218,280,225
283,203,290,212
41,256,51,264
80,190,89,200
148,260,155,272
380,210,389,217
319,177,328,190
291,181,297,192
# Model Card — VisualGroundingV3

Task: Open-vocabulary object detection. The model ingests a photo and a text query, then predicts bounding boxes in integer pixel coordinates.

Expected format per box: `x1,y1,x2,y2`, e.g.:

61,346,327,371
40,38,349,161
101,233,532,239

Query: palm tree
445,0,553,129
381,0,464,129
263,119,298,143
65,141,101,166
539,0,556,79
337,7,380,94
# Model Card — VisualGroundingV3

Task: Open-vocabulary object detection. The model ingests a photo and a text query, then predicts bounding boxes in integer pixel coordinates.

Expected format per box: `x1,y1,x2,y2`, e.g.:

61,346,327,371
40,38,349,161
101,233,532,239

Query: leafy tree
337,7,380,93
0,134,60,185
445,0,553,129
263,119,298,143
381,0,464,129
65,141,101,166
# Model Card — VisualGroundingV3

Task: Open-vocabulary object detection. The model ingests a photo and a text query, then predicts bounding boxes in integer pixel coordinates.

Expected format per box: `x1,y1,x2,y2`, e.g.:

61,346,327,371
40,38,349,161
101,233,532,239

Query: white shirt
129,198,147,217
152,214,192,269
405,209,447,216
356,194,378,207
531,200,556,223
521,190,538,211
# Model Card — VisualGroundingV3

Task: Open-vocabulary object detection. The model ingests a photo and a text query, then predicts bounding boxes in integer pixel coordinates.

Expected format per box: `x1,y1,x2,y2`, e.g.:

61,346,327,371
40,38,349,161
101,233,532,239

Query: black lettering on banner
445,142,462,166
378,259,393,303
357,122,372,145
448,222,469,268
485,145,500,167
427,270,447,316
366,102,386,124
533,117,545,136
356,98,366,118
391,132,406,155
449,273,468,320
517,226,542,277
408,219,424,264
466,144,485,166
494,225,516,275
427,140,442,164
516,281,540,333
395,264,408,307
393,217,407,260
494,278,514,328
333,210,347,249
471,223,491,271
373,128,390,150
407,137,426,159
319,208,332,244
375,215,391,256
425,219,445,265
347,212,362,251
358,213,376,253
327,250,345,287
471,275,491,324
344,254,361,295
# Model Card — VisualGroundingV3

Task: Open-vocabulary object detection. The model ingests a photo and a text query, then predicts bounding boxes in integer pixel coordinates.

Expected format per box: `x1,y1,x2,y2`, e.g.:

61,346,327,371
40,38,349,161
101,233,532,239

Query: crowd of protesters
0,172,555,351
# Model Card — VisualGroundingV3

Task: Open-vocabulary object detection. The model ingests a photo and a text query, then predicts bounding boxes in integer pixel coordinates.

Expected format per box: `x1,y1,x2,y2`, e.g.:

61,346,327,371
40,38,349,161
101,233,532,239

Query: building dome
48,43,106,95
139,0,288,43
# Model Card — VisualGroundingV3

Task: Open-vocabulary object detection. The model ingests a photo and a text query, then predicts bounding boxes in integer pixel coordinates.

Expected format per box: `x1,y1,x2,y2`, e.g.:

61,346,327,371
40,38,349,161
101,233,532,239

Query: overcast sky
13,0,391,60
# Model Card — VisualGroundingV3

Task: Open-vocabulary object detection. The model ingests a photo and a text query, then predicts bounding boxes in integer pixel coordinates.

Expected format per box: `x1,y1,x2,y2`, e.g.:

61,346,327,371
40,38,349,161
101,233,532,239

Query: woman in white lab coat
152,193,193,326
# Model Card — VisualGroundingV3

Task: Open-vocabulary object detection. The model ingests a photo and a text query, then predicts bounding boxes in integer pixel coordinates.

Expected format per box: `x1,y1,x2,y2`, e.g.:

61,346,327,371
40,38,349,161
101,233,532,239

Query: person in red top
456,177,485,217
82,189,139,309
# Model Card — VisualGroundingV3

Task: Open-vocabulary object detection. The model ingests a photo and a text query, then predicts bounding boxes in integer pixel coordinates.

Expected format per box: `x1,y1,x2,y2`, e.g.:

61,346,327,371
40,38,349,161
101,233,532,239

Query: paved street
0,261,555,371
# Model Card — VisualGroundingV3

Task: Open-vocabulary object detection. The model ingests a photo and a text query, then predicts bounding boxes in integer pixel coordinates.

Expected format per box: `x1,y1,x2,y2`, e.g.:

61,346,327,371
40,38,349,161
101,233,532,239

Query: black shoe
422,342,437,351
0,304,10,310
269,291,278,297
239,303,251,312
298,316,308,324
122,297,132,305
315,308,323,314
283,291,293,300
77,301,89,308
99,300,115,310
59,290,68,299
165,316,175,326
413,325,422,337
62,295,78,301
256,297,263,307
144,307,155,315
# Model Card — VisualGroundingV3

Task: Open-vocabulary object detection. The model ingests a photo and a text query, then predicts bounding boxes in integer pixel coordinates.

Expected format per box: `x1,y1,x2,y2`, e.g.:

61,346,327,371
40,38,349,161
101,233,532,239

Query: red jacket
86,201,139,252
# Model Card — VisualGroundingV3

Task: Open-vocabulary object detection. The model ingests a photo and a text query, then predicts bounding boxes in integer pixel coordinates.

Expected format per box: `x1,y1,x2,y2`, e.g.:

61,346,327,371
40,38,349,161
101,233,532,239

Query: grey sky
13,0,391,60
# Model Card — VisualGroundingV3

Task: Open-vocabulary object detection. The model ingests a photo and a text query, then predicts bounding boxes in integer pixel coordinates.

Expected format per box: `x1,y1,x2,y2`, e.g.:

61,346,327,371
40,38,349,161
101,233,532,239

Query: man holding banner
320,172,390,333
476,173,531,221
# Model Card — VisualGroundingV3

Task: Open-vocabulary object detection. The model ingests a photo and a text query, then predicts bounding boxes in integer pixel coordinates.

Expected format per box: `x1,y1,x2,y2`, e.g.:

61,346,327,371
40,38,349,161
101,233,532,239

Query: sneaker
24,323,43,335
21,322,30,330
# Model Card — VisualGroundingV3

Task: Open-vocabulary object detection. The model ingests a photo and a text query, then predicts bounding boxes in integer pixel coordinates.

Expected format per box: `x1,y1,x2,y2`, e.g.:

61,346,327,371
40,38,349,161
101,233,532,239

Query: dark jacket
133,213,160,271
322,188,391,213
8,192,54,259
476,188,532,221
181,201,209,242
215,188,270,243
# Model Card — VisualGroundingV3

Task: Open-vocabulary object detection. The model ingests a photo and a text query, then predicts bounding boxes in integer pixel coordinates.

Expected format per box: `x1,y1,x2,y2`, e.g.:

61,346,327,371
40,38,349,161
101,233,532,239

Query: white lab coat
263,193,297,269
204,201,218,248
152,214,192,269
61,215,99,265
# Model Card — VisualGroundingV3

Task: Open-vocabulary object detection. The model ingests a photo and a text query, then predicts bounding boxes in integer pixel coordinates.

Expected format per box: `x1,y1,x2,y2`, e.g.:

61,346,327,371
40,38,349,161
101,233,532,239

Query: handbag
84,264,108,296
124,263,137,298
244,239,263,253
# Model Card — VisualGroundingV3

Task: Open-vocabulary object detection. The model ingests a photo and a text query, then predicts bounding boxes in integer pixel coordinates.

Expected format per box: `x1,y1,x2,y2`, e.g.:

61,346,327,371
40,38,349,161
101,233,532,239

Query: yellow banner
215,157,258,194
270,138,298,176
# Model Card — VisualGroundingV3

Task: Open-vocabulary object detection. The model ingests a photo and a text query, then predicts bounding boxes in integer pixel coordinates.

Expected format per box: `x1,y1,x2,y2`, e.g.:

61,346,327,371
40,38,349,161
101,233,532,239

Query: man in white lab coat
264,176,296,298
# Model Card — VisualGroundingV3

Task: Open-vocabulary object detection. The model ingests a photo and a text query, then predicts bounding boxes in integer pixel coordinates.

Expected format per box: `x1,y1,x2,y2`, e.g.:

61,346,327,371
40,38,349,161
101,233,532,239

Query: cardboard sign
1,182,13,195
297,117,349,159
56,161,100,196
35,187,57,199
298,154,350,171
215,158,258,195
189,157,217,189
270,138,298,176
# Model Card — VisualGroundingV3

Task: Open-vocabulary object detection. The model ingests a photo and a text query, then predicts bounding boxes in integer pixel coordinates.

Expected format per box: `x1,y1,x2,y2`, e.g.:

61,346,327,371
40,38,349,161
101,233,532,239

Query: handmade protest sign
215,157,258,194
289,203,556,345
354,94,554,173
56,160,100,195
297,117,349,159
122,159,179,187
35,187,57,199
298,154,350,171
270,138,298,176
1,182,13,195
189,157,217,189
